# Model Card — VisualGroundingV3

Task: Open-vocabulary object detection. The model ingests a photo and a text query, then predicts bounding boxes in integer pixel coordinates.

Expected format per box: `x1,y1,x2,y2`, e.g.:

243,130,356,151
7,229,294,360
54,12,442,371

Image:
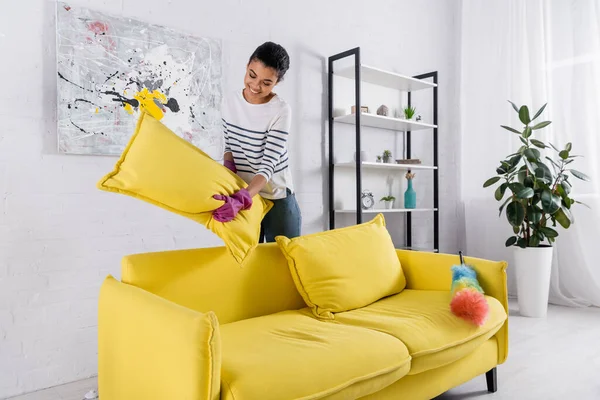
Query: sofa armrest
397,250,509,364
98,275,221,400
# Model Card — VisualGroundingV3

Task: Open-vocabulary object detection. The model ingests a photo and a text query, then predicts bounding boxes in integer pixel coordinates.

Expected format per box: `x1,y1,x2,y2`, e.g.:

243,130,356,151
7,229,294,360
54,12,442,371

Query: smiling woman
214,41,302,243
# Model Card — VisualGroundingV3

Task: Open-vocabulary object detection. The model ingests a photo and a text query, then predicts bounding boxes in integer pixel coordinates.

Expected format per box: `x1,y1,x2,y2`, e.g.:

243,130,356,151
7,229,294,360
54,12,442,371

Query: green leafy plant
376,155,382,162
403,106,416,120
483,101,590,248
380,195,396,202
382,150,392,163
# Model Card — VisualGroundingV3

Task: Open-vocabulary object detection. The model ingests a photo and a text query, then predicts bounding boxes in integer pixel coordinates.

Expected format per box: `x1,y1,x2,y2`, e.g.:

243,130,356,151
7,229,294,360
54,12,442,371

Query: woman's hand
212,189,253,222
224,159,237,173
223,152,237,173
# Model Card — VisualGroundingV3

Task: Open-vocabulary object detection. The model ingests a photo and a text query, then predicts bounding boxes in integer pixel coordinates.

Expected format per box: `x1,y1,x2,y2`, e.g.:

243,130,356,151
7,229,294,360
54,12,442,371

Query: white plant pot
384,201,394,209
513,246,554,318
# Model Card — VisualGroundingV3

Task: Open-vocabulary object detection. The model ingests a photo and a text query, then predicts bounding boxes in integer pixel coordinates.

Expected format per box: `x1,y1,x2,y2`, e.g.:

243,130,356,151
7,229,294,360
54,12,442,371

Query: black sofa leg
486,368,497,393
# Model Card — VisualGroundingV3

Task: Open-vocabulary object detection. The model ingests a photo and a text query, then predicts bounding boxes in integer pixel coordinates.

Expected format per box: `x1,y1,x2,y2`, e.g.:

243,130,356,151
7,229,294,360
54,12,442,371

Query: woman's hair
248,41,290,82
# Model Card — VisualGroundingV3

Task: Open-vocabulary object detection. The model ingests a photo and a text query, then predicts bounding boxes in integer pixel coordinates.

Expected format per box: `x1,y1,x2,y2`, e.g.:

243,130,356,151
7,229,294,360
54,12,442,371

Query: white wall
0,0,461,397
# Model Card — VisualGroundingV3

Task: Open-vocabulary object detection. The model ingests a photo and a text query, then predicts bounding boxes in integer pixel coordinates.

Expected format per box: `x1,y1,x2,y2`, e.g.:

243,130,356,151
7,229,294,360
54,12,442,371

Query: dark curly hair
248,41,290,82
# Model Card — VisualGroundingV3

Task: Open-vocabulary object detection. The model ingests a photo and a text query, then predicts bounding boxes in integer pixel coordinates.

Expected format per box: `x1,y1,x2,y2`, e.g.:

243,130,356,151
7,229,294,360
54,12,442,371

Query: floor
5,379,97,400
6,301,600,400
435,300,600,400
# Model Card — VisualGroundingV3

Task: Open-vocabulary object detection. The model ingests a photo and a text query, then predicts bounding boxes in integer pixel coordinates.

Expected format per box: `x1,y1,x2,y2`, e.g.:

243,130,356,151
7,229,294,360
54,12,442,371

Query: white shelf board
335,64,437,91
335,113,436,132
335,162,437,171
335,208,437,214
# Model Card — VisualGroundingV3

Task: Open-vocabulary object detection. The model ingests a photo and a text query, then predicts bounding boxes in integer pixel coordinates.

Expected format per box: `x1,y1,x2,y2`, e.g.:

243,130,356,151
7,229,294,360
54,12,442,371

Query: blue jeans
260,188,302,243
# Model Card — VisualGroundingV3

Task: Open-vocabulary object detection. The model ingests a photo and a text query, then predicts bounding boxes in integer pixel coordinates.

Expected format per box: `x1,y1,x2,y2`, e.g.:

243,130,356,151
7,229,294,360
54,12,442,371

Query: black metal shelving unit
328,47,439,252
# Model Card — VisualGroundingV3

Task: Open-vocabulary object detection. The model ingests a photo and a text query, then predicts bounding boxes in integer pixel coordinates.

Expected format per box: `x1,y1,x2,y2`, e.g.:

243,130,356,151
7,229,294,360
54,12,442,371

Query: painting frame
55,2,223,158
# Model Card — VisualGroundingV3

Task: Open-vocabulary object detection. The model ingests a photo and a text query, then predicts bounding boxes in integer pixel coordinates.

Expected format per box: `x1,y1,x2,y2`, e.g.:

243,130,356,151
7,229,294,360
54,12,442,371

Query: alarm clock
361,190,375,210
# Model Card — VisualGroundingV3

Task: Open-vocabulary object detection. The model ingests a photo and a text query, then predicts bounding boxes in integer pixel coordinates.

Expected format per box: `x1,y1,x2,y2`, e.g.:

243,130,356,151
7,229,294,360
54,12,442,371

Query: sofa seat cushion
219,310,411,400
334,290,507,375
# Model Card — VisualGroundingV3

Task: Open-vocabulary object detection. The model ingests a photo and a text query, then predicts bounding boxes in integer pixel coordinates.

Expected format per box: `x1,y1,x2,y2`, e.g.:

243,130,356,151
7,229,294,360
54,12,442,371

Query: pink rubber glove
212,189,253,222
224,159,237,173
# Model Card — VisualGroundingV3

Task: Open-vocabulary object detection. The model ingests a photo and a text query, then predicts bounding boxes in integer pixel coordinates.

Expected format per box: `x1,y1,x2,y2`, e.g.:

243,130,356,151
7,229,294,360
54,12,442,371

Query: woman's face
244,59,279,103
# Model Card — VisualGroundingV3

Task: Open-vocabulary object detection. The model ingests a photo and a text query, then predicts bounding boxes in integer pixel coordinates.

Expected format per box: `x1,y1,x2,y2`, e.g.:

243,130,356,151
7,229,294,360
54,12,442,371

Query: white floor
7,301,600,400
436,300,600,400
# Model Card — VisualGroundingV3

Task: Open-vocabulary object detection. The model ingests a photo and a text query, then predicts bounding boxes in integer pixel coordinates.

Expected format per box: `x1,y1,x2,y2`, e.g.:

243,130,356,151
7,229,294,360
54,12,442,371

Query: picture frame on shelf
351,105,369,114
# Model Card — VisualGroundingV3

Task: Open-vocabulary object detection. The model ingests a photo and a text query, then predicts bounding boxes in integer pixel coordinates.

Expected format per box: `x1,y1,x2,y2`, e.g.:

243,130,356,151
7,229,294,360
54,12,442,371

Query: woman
213,41,301,243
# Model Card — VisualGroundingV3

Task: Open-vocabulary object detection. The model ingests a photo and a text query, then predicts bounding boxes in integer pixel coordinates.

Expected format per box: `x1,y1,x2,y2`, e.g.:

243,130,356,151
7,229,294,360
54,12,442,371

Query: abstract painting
55,2,223,157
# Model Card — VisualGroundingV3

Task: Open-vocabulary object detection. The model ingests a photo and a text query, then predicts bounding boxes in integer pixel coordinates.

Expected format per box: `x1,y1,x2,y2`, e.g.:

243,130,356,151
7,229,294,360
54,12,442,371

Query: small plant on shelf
376,155,382,163
403,106,416,120
380,195,396,209
382,150,392,163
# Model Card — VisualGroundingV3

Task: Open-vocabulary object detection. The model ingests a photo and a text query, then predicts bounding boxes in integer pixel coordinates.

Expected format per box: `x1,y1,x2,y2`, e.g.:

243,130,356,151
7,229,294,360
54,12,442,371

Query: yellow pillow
275,214,406,319
97,112,273,264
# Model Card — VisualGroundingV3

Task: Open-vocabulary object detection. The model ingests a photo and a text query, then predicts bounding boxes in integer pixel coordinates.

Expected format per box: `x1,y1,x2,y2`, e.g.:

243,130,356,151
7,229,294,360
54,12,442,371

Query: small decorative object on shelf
376,155,382,163
351,105,369,114
396,158,422,165
361,190,375,210
376,104,389,116
382,150,392,163
403,105,416,120
380,195,396,210
404,172,416,209
416,114,422,122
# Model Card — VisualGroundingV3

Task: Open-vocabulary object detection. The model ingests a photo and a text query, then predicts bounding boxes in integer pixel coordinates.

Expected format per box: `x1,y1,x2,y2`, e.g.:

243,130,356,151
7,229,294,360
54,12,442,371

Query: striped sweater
222,89,294,200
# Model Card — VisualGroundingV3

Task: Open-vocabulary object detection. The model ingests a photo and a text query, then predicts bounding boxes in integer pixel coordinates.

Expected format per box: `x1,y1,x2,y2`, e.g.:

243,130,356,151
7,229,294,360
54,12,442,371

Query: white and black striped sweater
222,89,294,200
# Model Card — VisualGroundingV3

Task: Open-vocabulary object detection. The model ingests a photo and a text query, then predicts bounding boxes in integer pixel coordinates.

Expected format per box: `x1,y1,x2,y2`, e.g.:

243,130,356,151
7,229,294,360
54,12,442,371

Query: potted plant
382,150,392,163
380,195,396,209
483,101,590,317
403,106,416,120
376,155,383,163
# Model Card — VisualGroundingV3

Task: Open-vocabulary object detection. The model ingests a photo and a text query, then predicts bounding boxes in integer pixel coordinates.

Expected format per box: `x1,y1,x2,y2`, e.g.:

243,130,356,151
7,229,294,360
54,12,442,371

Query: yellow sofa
98,245,508,400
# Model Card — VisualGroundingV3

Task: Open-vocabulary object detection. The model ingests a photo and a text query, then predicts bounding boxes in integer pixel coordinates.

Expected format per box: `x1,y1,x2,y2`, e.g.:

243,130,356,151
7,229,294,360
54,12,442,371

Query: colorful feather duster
450,252,489,326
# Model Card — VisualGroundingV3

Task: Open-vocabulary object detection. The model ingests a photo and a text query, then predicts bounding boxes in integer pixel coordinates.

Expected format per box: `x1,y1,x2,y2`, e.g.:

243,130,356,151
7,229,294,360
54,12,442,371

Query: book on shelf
395,159,422,165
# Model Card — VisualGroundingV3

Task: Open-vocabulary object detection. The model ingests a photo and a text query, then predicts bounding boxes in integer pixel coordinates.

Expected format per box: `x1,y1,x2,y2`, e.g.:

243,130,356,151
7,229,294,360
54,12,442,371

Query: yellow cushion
97,112,272,263
275,214,406,319
98,276,221,400
334,289,507,375
219,309,411,400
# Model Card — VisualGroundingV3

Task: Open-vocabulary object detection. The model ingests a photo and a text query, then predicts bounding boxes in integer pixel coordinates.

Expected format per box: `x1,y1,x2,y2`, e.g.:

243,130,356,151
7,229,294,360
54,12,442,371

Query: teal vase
404,179,416,209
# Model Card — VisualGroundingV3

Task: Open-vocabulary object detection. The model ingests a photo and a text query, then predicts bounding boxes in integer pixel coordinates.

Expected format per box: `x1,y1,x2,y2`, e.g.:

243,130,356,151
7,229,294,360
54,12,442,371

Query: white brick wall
0,0,461,397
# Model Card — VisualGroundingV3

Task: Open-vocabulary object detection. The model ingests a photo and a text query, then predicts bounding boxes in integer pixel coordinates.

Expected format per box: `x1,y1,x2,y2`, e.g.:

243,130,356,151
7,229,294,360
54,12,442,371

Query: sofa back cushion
97,112,272,264
121,243,306,325
275,214,406,319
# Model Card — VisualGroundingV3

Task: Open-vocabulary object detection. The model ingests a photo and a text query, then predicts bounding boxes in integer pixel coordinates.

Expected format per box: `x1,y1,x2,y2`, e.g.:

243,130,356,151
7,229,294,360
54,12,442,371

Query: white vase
513,246,554,318
384,201,394,209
